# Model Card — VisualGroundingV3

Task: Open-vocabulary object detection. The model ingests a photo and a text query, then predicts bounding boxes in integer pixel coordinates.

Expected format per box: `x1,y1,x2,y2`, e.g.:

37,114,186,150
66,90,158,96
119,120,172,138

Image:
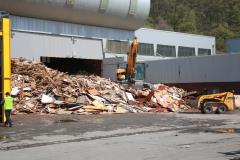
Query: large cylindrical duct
0,0,150,30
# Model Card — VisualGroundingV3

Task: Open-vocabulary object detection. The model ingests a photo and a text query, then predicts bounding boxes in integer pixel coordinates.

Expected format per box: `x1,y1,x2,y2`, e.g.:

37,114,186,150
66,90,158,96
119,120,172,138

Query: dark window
178,46,195,57
157,44,176,57
138,43,154,56
135,63,145,80
106,40,129,54
198,48,211,56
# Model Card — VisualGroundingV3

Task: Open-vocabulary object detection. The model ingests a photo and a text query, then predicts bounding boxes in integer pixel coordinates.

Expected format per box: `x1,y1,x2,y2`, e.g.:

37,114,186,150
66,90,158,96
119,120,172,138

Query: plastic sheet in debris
41,94,56,104
234,95,240,108
11,87,20,96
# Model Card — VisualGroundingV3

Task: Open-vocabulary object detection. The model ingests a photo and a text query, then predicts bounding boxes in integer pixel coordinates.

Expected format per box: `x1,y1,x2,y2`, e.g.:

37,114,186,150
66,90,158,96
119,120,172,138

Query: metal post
0,17,11,123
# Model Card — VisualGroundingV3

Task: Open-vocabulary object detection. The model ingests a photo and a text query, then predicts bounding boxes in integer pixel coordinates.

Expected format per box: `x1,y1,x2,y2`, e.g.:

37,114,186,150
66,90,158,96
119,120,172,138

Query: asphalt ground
0,112,239,160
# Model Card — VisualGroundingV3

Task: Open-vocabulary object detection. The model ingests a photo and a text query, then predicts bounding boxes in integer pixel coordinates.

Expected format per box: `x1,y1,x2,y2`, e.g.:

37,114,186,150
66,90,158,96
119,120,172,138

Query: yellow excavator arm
116,37,139,84
127,37,139,79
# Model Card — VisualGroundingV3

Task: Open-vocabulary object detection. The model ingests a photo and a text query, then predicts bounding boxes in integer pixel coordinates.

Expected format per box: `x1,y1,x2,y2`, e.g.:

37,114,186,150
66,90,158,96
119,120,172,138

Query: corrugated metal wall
144,54,240,84
11,31,104,60
11,16,134,41
102,57,125,81
10,16,133,61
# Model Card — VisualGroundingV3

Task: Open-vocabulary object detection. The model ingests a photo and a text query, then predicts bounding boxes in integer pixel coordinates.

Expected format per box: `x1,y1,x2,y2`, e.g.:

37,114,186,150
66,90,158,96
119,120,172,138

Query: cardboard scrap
87,88,99,96
83,100,108,111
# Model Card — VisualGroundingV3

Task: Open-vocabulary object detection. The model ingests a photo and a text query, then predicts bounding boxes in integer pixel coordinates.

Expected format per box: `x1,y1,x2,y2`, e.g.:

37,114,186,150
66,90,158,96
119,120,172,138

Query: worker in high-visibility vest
3,92,13,127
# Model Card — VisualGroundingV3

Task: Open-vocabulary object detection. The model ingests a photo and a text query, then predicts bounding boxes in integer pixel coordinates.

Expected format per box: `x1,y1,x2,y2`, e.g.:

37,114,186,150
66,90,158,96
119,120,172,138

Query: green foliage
149,0,240,52
178,10,197,33
145,17,159,28
210,24,234,51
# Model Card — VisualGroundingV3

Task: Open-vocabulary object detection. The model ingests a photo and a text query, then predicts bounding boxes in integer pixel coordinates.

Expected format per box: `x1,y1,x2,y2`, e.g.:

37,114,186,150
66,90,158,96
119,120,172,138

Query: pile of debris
11,58,191,115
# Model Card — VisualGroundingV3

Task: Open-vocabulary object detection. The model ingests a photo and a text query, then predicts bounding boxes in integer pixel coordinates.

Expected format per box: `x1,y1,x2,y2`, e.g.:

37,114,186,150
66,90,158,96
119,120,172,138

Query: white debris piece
234,95,240,108
41,94,56,104
125,92,135,101
11,87,20,96
23,87,32,91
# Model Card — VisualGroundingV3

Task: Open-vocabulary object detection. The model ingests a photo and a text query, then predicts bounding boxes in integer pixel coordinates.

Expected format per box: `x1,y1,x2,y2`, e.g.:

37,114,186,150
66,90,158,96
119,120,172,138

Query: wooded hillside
148,0,240,52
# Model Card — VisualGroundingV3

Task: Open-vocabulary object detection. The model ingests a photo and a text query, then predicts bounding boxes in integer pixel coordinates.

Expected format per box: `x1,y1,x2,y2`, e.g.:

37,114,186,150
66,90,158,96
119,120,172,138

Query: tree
177,10,197,33
210,24,234,51
149,0,240,52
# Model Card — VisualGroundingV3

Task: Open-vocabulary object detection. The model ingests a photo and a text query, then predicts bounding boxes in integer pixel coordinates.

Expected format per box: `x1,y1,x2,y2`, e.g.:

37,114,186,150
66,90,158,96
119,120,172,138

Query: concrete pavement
0,113,239,160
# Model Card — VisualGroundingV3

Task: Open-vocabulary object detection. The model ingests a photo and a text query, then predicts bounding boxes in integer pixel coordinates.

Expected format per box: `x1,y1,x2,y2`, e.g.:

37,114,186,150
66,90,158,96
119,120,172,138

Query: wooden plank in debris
84,108,102,113
87,88,99,96
92,100,108,110
83,102,108,111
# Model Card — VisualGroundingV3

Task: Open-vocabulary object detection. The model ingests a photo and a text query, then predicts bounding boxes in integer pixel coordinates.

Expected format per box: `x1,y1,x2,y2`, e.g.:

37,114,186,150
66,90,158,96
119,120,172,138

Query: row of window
106,40,212,57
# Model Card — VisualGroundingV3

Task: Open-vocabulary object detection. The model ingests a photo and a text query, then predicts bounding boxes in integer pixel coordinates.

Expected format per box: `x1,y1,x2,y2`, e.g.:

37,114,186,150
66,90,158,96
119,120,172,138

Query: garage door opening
41,57,102,75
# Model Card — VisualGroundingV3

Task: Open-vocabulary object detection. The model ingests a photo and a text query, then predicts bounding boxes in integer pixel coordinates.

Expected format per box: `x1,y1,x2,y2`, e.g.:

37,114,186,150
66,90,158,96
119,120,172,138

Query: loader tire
216,105,227,114
201,104,214,114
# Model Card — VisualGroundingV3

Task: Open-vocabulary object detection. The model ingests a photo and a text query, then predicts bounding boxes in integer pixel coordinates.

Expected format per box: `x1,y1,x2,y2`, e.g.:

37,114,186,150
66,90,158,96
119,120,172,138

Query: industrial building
0,0,150,70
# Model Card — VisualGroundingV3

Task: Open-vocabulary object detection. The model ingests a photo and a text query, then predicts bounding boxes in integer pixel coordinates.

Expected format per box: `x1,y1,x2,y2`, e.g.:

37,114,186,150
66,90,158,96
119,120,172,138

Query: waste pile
11,58,191,115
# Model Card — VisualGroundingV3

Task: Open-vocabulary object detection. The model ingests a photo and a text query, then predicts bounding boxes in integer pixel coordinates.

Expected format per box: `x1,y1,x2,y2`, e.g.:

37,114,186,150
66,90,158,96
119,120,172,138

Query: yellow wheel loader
197,92,235,114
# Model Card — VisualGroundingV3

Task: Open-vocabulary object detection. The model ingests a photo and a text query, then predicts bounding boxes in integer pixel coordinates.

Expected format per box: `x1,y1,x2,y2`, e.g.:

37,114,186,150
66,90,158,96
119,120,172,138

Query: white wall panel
11,31,103,60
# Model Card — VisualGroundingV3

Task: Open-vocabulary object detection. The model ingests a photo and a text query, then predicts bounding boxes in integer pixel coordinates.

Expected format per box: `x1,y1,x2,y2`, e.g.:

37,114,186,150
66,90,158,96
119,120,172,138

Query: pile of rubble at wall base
11,58,192,115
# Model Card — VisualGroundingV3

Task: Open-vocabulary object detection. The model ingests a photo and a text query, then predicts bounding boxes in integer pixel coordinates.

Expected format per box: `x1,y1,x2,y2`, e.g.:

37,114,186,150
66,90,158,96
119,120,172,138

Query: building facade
105,28,216,62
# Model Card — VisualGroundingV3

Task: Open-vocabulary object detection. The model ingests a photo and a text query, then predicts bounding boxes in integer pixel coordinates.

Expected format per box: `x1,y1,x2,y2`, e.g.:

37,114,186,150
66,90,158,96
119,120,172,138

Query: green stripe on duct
100,0,109,12
129,0,138,16
66,0,75,6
